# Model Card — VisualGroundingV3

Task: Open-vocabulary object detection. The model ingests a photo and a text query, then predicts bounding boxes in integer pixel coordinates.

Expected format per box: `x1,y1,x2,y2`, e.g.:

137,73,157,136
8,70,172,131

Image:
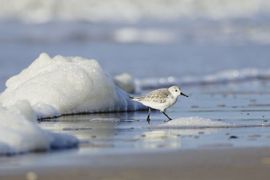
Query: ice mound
0,53,143,118
0,101,78,155
159,117,228,128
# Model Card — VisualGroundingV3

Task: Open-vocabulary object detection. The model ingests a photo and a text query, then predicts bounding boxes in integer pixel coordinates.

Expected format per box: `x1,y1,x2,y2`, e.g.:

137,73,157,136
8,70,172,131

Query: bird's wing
142,89,170,103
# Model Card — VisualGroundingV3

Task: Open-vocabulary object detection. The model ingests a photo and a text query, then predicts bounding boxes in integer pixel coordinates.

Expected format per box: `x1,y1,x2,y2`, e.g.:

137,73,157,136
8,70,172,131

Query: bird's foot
164,119,172,123
147,117,151,125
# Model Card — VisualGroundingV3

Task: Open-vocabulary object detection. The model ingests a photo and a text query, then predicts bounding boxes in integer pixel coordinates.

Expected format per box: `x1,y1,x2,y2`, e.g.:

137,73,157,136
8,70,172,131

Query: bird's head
168,86,188,98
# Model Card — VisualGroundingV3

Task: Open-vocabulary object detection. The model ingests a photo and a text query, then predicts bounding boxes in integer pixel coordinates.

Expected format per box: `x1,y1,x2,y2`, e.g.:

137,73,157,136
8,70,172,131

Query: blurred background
0,0,270,91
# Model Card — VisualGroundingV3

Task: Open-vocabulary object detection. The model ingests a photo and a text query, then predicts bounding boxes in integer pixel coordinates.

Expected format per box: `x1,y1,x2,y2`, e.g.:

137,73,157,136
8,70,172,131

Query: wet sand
1,147,270,180
0,90,269,180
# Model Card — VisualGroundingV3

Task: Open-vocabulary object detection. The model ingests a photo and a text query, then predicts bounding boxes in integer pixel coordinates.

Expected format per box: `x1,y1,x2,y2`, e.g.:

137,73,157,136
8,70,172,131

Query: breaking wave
136,68,270,90
1,0,270,23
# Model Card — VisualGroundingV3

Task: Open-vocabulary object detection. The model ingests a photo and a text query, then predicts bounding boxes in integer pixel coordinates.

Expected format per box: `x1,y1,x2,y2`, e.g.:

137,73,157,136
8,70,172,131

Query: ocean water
0,0,270,166
40,87,270,153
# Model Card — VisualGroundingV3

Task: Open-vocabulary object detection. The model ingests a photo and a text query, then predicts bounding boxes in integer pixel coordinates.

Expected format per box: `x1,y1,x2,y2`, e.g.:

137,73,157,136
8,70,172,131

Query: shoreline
1,147,270,180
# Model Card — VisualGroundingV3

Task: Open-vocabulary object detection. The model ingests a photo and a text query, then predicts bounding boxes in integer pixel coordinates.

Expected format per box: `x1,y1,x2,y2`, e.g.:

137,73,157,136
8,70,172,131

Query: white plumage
131,86,188,124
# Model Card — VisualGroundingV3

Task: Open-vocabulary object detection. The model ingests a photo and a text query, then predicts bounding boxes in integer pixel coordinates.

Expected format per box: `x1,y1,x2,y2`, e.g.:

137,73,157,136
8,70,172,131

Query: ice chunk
0,53,143,118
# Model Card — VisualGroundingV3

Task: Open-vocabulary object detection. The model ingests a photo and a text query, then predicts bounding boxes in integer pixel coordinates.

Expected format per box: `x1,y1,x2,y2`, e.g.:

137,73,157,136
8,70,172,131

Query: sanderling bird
131,86,188,124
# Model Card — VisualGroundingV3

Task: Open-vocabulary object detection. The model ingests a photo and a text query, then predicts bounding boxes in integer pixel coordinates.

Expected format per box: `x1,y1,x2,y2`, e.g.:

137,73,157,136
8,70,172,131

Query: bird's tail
129,95,140,102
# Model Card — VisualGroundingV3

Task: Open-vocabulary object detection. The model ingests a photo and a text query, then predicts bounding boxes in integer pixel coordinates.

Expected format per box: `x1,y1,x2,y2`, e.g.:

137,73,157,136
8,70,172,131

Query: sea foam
0,53,143,155
0,101,78,155
0,53,143,118
159,117,228,128
1,0,270,23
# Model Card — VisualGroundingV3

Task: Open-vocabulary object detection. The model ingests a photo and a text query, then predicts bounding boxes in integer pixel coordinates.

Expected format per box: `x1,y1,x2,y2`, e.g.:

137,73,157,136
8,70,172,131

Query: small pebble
248,134,261,138
229,135,238,139
217,104,226,107
26,172,38,180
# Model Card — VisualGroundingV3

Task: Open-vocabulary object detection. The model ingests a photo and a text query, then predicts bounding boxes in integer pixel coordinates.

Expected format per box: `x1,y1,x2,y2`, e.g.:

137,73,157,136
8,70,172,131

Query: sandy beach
1,147,270,180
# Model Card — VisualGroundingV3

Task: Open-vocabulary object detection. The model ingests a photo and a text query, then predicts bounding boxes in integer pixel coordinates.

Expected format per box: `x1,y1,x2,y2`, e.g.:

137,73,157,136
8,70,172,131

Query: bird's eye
175,90,178,92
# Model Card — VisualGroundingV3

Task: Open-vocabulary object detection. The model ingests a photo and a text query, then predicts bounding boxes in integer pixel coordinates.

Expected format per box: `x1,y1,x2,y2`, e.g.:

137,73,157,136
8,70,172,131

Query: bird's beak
181,92,189,97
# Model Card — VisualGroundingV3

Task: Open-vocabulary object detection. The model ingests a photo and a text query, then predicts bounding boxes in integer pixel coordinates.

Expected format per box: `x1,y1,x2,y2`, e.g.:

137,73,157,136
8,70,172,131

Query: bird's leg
162,111,173,122
147,108,151,124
